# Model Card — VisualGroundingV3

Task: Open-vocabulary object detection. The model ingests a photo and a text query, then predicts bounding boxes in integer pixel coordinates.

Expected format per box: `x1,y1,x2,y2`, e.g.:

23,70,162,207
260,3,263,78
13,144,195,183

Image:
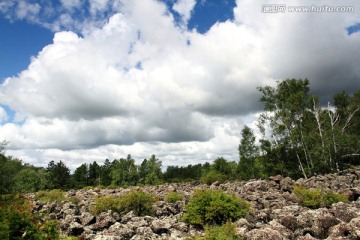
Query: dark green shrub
182,189,251,227
293,186,348,209
200,171,227,185
35,189,65,203
92,195,122,215
166,192,183,203
119,190,156,216
0,194,60,240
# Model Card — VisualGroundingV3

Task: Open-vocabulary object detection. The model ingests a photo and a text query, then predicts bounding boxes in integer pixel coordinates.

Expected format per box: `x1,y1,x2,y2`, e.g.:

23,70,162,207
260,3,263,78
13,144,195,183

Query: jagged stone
81,212,96,226
68,222,84,236
90,211,116,231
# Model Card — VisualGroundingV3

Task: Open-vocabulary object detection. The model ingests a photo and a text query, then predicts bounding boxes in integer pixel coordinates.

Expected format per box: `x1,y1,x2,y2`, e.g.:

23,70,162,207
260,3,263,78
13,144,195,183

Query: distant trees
238,126,258,180
47,160,71,189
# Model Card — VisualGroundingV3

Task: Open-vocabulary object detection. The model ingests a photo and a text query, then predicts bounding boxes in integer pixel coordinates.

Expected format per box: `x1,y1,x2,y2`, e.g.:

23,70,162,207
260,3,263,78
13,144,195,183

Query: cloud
1,0,360,169
172,0,196,24
0,107,8,123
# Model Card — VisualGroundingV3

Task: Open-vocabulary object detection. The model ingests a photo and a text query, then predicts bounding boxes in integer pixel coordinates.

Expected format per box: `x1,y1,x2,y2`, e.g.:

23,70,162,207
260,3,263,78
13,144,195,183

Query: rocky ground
29,168,360,240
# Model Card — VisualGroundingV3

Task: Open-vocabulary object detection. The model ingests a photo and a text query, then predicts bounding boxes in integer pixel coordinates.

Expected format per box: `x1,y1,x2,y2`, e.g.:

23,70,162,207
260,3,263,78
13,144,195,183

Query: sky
0,0,360,171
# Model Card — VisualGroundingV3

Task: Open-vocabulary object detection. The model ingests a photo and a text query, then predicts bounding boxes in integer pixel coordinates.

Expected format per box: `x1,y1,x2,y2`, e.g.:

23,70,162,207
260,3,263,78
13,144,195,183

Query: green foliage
39,220,60,240
47,160,71,190
201,171,226,185
0,154,24,194
35,189,65,203
100,159,112,186
166,192,183,203
186,222,242,240
92,190,156,216
92,195,122,215
139,154,163,185
256,79,360,178
164,163,204,182
0,194,60,239
182,189,251,227
238,125,258,180
111,155,139,186
119,190,156,216
13,168,42,193
322,190,348,207
204,222,242,240
293,186,348,208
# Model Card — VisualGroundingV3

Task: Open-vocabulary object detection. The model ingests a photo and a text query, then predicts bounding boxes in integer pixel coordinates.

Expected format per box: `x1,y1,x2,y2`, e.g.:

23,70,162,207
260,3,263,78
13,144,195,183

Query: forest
0,79,359,194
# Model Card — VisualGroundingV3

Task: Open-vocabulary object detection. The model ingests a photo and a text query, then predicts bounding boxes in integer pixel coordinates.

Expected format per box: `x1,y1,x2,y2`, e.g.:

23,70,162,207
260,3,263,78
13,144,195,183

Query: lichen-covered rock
244,226,287,240
90,211,116,231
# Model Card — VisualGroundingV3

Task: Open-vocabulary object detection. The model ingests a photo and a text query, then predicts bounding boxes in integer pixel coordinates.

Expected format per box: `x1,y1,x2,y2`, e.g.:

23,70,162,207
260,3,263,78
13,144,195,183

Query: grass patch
35,189,65,203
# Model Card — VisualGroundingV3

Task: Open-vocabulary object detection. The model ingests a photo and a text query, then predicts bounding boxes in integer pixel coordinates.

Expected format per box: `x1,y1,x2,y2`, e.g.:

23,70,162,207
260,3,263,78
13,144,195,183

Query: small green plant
119,190,156,216
204,222,242,240
293,186,348,209
35,189,65,203
182,189,251,227
186,222,242,240
82,186,94,190
200,171,227,185
166,192,183,203
91,195,122,215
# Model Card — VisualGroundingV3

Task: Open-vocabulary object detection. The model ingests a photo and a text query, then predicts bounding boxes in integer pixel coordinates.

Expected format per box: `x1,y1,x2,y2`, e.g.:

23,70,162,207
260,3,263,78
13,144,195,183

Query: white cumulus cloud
0,0,360,170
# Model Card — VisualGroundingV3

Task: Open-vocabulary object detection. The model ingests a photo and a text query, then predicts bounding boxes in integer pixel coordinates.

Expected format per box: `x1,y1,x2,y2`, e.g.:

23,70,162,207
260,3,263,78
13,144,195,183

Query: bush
119,190,156,216
0,194,61,240
322,190,348,207
39,220,60,240
92,195,122,215
182,189,251,227
92,190,156,216
35,189,65,203
293,186,348,209
166,192,183,203
200,171,227,185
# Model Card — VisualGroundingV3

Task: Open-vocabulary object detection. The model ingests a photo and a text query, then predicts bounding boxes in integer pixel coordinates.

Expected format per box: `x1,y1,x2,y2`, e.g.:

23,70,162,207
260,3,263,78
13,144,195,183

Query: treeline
0,152,242,194
0,79,359,194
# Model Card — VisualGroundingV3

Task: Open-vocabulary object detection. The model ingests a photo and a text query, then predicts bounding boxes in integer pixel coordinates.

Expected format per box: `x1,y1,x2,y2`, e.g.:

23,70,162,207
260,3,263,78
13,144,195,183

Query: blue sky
0,0,359,170
0,0,236,82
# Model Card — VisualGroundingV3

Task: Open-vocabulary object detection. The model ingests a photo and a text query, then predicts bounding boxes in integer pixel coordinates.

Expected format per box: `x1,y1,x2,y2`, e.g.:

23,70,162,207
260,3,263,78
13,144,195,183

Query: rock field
29,168,360,239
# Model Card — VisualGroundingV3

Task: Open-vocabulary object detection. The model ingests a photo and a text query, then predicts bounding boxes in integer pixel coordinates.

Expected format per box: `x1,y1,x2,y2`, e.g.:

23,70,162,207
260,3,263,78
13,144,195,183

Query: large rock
90,211,116,231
